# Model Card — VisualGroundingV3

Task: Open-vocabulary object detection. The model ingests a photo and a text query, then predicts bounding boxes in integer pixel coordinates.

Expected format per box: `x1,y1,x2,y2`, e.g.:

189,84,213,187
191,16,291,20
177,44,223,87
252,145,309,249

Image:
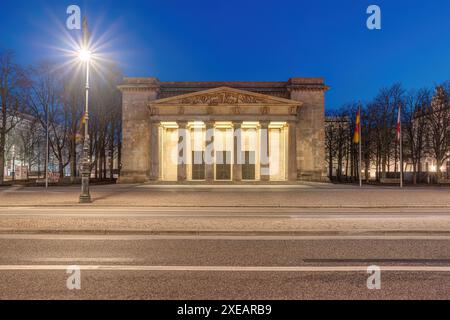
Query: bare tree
61,74,84,181
371,84,405,179
360,104,376,182
334,108,351,182
18,116,42,179
89,63,122,180
27,62,71,180
426,84,450,182
325,117,336,180
403,88,431,184
0,50,27,184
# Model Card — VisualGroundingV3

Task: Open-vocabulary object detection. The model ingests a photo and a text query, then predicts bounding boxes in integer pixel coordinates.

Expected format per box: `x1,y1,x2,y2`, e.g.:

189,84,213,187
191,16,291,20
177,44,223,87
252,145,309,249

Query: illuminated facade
118,78,328,183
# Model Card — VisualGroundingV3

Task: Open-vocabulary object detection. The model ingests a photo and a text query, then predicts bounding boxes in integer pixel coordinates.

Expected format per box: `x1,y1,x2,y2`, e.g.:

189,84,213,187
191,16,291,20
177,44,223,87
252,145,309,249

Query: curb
1,205,450,209
2,230,450,236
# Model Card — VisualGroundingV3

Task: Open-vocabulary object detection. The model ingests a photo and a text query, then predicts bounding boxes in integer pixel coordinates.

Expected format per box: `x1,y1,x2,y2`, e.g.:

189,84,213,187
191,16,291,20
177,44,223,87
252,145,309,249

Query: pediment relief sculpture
180,92,266,106
149,87,302,107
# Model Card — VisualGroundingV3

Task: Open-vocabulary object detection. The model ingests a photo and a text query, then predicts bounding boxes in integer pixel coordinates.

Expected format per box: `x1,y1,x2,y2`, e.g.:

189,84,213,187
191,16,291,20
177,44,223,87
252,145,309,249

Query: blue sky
1,0,449,109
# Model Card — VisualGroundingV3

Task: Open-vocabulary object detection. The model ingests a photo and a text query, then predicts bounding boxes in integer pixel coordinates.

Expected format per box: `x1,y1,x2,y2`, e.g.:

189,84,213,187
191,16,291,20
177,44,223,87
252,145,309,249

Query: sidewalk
0,184,449,208
1,185,450,234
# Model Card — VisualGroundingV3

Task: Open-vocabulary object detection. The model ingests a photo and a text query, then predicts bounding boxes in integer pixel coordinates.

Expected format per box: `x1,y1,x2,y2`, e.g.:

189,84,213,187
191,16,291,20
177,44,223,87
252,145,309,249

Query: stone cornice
287,78,329,92
287,85,330,92
118,85,160,93
118,77,329,93
150,86,301,107
117,77,160,93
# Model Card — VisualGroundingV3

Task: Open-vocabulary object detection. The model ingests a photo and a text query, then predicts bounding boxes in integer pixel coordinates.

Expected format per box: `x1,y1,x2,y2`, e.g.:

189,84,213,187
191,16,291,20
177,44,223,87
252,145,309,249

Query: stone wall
288,78,328,181
118,78,159,183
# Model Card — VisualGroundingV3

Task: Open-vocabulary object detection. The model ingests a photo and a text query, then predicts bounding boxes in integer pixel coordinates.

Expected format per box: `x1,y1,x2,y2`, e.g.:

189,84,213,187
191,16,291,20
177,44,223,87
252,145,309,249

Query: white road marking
0,265,450,272
1,212,450,219
0,207,449,219
30,258,137,263
0,207,448,214
2,214,449,219
1,234,450,241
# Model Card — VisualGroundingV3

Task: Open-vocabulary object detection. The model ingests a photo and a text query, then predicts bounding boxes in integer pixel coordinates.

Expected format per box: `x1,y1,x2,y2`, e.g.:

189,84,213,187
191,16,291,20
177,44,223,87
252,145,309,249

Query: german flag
353,109,361,144
81,113,86,126
75,133,83,143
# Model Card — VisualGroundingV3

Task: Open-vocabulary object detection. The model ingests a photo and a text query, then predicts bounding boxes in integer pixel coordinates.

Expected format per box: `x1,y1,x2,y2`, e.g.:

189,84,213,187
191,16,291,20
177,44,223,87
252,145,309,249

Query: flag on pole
353,105,363,187
75,133,83,143
396,105,401,142
75,113,87,142
81,113,87,125
353,109,361,144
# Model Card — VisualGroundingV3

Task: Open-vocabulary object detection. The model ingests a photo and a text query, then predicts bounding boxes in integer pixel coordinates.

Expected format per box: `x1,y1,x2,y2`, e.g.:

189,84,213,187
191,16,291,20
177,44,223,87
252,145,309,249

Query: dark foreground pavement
2,233,450,299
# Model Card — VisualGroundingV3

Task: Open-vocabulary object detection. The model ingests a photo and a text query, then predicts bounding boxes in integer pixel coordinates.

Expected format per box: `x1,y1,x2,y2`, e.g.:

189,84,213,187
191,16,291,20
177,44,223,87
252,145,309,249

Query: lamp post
79,49,92,203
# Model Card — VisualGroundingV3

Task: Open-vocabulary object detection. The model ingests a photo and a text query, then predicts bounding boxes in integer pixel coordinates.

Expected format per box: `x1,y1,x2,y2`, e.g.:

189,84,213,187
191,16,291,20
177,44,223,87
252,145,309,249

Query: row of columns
150,120,298,182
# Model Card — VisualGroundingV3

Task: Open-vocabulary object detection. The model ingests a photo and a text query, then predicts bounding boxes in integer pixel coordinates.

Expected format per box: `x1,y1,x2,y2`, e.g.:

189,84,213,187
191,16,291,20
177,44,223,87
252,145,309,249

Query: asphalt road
2,232,450,299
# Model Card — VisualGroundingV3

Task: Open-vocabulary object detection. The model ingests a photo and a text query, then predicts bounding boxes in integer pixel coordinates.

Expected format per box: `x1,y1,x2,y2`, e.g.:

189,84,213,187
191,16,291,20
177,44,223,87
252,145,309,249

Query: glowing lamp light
78,49,92,62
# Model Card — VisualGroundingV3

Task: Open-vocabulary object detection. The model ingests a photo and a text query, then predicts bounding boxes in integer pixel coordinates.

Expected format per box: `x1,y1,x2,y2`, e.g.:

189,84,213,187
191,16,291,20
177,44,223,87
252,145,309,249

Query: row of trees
0,49,122,184
326,82,450,184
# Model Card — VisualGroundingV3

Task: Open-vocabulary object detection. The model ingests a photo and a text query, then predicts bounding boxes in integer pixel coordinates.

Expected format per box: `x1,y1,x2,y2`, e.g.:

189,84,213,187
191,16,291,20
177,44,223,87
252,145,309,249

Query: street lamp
79,48,92,203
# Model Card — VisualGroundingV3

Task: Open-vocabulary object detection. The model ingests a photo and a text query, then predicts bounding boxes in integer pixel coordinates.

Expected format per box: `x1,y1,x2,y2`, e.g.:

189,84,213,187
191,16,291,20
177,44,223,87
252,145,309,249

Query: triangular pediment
150,86,301,107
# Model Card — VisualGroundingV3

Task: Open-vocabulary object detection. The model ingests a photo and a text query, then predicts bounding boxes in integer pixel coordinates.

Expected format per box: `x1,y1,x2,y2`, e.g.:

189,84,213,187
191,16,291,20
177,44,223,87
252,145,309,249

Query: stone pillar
177,122,188,182
288,78,328,182
260,121,270,182
288,121,298,181
205,121,215,182
233,121,243,182
117,78,160,183
149,121,160,181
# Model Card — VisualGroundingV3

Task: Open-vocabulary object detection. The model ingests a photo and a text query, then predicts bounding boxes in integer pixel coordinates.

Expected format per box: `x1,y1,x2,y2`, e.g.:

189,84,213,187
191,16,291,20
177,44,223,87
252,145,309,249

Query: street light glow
78,49,91,62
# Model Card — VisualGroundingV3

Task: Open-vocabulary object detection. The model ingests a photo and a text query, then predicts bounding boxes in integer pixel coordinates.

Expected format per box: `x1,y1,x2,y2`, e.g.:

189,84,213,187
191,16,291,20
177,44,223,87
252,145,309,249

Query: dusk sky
1,0,449,109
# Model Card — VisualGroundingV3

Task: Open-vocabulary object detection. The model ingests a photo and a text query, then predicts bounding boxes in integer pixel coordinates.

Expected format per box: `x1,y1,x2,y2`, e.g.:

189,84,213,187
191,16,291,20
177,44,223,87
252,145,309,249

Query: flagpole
359,104,362,188
399,103,403,189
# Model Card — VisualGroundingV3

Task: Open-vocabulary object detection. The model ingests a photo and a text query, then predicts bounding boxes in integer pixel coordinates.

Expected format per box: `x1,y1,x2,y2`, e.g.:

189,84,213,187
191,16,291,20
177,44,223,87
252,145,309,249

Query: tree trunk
109,125,115,179
381,155,387,179
365,157,370,182
0,111,6,185
328,149,333,180
103,147,107,179
437,160,443,183
70,136,77,182
94,146,99,179
58,150,65,179
412,162,417,185
0,140,4,185
117,135,122,175
418,159,422,184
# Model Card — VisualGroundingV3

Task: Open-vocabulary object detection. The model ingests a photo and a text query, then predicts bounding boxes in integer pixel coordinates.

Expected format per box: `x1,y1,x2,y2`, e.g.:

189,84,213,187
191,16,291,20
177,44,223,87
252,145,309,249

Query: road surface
1,206,450,299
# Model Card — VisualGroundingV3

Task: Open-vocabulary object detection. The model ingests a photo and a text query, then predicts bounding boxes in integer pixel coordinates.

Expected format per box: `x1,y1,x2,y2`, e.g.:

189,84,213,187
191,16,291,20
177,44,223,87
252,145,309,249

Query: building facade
118,78,328,184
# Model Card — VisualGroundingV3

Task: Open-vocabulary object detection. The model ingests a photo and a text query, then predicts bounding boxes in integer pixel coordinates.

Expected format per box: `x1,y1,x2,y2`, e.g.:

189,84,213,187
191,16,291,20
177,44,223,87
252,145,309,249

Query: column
149,121,159,181
260,121,270,182
288,121,298,181
205,121,215,182
177,121,188,182
233,121,243,182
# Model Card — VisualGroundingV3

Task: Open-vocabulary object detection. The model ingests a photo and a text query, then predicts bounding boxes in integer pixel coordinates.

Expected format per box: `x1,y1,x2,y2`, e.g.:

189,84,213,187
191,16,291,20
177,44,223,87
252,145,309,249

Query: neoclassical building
118,78,328,183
